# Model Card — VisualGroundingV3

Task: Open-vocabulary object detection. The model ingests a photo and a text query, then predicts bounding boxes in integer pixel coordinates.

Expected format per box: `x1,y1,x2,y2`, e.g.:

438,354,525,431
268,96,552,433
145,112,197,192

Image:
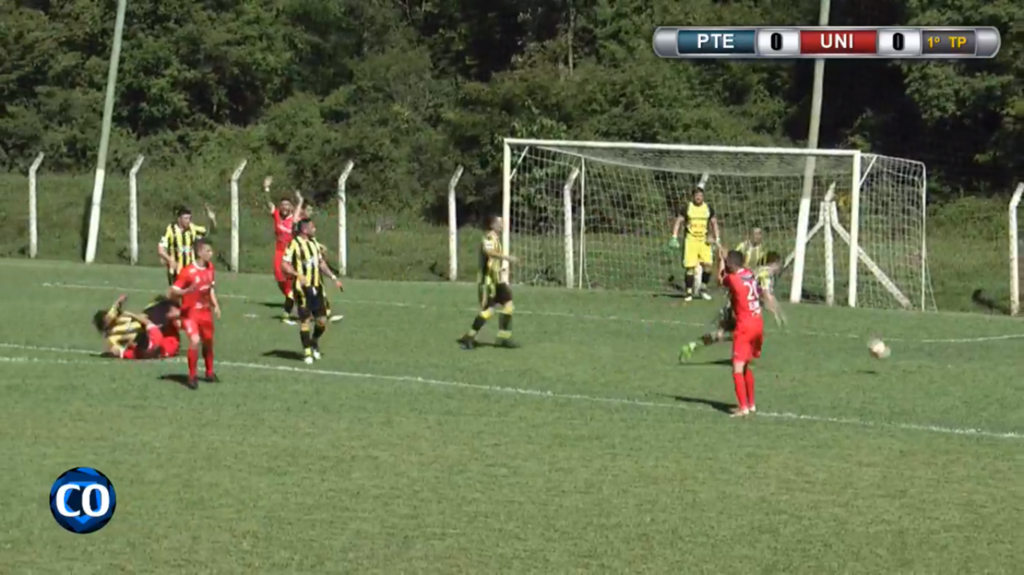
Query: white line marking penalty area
0,343,1020,442
37,281,1024,345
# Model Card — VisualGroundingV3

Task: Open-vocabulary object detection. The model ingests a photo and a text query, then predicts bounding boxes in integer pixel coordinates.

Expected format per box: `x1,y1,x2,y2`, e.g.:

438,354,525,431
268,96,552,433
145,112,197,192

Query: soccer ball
868,338,890,359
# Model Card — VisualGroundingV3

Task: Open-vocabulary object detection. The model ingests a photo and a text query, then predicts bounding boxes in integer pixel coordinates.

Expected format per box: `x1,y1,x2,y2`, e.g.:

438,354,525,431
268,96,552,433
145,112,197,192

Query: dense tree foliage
1,0,1020,216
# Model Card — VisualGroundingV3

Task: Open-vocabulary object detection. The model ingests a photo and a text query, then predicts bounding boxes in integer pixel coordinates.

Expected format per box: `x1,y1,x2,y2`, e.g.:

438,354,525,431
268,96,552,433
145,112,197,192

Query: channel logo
49,467,117,534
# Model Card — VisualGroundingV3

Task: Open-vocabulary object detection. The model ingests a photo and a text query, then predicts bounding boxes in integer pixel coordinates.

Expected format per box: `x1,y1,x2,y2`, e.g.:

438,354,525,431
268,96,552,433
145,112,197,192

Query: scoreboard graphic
652,27,1001,59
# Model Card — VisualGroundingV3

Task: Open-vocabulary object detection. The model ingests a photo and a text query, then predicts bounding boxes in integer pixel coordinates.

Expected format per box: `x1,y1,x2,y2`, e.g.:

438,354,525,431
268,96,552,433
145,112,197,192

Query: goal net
502,139,936,311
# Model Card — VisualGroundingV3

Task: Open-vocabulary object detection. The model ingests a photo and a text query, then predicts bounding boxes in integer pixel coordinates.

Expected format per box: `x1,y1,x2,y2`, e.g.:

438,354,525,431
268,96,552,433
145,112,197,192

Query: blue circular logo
49,467,117,534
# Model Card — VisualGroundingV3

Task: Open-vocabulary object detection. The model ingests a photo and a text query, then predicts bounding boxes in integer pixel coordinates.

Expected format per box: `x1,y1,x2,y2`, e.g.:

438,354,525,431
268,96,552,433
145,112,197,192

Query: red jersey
273,208,296,252
173,262,216,313
723,268,763,328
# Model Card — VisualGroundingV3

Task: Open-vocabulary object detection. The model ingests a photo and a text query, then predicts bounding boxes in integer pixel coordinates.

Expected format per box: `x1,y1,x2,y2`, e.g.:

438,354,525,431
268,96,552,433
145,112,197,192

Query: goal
501,138,936,310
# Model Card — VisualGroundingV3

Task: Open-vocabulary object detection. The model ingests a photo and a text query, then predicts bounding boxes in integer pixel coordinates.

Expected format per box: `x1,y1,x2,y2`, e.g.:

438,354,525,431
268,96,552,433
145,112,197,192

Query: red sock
187,347,198,379
744,368,755,407
733,373,748,411
202,341,214,376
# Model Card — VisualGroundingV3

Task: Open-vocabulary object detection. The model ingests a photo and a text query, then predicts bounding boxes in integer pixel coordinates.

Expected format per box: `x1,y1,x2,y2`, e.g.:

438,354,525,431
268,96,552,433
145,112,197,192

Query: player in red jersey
720,248,763,417
169,238,222,389
263,176,305,324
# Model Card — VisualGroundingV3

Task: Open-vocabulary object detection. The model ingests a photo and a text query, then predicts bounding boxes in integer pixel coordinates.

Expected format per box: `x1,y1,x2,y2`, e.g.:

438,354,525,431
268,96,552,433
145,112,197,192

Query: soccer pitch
1,259,1021,573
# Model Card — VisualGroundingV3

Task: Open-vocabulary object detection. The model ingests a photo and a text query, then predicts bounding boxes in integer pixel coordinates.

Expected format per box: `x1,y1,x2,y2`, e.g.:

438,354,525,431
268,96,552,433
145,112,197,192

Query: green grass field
0,258,1021,573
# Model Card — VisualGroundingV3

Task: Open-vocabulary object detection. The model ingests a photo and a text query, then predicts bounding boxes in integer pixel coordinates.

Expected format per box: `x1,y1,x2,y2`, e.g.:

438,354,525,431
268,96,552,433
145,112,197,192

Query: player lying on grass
679,249,784,363
92,295,181,359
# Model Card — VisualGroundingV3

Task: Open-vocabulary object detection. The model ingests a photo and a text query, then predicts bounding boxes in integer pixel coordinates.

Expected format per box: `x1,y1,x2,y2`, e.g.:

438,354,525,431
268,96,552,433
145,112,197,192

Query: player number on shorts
771,32,782,51
743,279,761,313
892,32,904,51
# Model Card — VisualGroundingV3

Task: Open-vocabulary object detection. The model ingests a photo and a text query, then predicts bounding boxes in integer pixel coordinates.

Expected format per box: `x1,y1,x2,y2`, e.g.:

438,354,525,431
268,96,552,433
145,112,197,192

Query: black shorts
479,281,513,310
295,285,326,319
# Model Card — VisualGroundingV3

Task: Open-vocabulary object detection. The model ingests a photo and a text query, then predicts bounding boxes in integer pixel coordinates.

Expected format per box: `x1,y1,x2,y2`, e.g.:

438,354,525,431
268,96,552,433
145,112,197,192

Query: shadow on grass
678,358,732,366
159,374,193,388
263,349,305,361
972,289,1010,315
652,393,734,414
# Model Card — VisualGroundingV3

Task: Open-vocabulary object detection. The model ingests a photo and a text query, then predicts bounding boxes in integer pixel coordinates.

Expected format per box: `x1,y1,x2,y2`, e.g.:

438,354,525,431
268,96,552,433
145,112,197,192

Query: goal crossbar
502,138,931,311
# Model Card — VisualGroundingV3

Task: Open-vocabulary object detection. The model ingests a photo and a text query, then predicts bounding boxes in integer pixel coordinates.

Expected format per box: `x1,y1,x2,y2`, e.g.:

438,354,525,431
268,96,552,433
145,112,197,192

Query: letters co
49,467,117,534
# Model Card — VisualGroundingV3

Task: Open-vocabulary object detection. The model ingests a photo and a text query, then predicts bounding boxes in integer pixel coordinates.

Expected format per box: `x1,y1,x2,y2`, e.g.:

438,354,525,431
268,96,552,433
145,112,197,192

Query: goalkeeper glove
668,236,680,249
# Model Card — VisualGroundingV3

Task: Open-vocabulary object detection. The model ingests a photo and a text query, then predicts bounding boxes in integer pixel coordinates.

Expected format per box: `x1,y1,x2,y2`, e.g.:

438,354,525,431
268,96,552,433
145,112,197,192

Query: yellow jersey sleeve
756,267,773,294
282,240,297,263
159,224,173,249
190,224,207,237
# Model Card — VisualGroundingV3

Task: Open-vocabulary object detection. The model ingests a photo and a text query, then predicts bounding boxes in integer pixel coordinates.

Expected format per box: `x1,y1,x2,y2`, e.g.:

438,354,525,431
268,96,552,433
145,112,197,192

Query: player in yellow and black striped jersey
158,205,217,285
735,228,767,268
679,250,784,363
92,294,176,359
458,216,519,350
281,219,343,364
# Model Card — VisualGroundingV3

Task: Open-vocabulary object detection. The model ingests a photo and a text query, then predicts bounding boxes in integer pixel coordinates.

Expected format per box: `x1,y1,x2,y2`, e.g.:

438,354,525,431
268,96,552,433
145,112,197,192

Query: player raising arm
669,187,720,301
92,295,174,360
264,176,305,323
459,215,519,350
281,219,343,364
756,251,785,327
169,239,221,389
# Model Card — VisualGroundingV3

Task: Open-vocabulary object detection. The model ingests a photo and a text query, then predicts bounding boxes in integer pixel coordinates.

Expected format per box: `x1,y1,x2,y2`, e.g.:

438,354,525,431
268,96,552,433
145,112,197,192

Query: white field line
0,344,1021,442
39,281,1024,345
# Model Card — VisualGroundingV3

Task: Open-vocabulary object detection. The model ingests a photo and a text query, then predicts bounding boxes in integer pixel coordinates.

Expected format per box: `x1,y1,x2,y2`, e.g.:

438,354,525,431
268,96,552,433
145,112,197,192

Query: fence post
128,155,145,265
337,160,354,276
230,160,247,272
28,152,45,259
448,166,464,281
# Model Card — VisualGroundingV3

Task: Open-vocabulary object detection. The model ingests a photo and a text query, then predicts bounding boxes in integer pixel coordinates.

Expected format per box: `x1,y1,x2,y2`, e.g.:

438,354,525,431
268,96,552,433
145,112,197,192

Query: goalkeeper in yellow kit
669,187,720,301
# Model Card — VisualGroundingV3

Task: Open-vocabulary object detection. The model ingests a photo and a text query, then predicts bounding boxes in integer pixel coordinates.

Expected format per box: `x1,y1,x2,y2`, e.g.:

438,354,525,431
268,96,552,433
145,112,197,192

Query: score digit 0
892,32,904,51
771,32,782,51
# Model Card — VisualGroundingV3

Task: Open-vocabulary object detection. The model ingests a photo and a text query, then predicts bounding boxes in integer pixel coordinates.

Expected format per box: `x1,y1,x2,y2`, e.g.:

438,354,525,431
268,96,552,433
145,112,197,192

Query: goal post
502,138,935,311
1010,182,1024,316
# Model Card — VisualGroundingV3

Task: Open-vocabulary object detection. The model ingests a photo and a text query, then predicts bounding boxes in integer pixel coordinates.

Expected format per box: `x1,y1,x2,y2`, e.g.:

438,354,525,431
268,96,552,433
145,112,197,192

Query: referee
158,204,217,285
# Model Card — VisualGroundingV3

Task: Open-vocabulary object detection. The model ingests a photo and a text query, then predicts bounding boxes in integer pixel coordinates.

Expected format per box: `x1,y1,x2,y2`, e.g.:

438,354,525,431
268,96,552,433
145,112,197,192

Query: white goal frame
502,138,929,309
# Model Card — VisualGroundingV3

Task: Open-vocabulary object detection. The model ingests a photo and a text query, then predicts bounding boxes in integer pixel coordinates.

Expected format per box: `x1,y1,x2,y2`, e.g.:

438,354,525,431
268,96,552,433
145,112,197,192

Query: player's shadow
259,302,284,309
656,393,734,414
159,374,194,388
679,358,733,366
263,349,305,361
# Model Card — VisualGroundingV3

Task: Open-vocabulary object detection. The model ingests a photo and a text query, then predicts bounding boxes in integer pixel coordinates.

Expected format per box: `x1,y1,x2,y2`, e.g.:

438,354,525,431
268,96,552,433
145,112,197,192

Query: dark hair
726,250,744,268
194,238,211,251
297,218,313,233
765,251,782,265
175,206,192,218
92,310,109,333
280,197,293,204
487,214,501,227
693,187,705,194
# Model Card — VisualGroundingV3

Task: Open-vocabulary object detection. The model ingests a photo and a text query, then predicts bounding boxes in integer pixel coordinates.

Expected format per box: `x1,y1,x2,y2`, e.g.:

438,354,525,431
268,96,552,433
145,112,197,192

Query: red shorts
274,250,287,282
182,310,215,341
160,334,180,357
732,323,764,363
122,326,163,360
